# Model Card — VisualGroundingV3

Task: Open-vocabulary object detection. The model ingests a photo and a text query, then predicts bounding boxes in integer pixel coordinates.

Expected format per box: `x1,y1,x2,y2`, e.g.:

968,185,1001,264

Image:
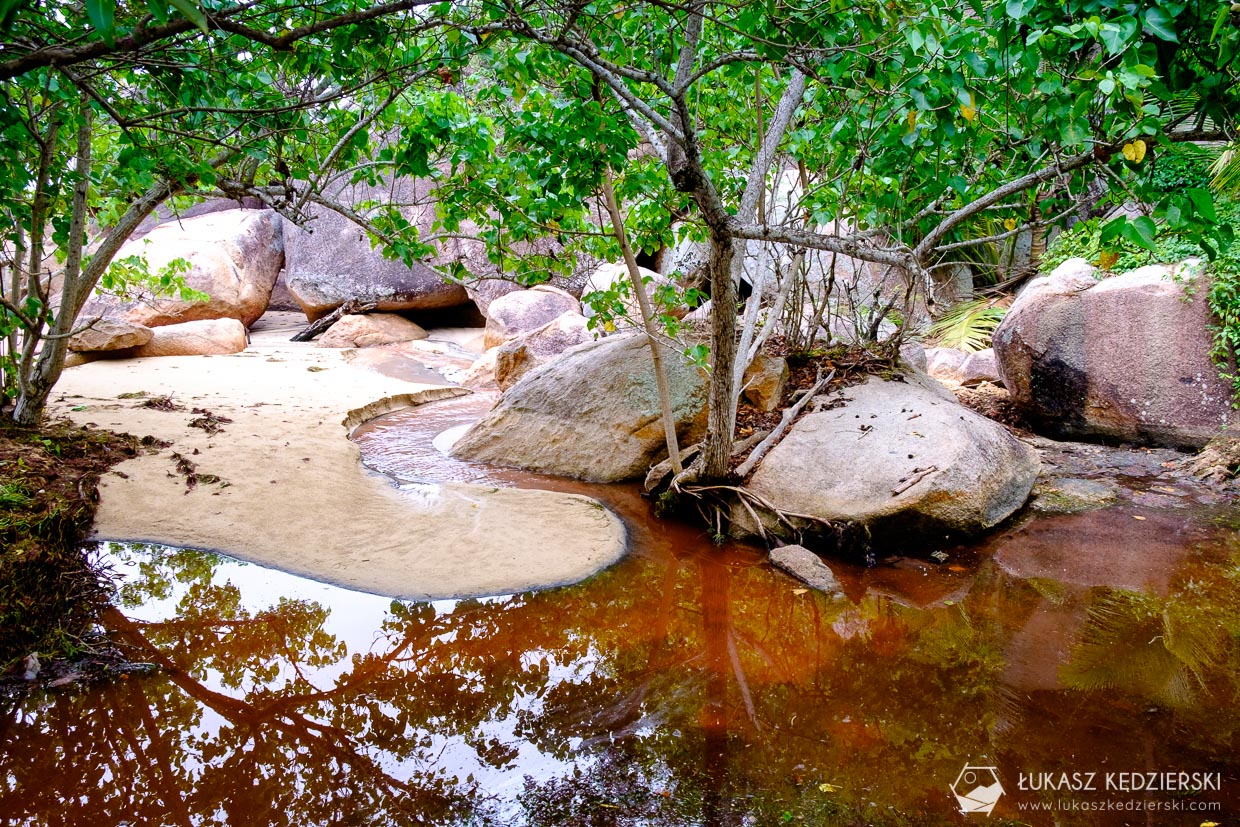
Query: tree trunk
12,141,182,426
700,230,737,479
12,103,93,427
599,171,683,476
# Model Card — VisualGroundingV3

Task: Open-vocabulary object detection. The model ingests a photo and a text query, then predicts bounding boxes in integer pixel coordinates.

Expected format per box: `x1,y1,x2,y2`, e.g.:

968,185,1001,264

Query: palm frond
927,297,1011,353
1211,144,1240,196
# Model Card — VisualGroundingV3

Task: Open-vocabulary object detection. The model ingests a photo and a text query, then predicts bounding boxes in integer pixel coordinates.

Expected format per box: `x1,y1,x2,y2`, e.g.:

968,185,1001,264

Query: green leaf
1100,216,1127,245
1005,0,1036,21
168,0,208,33
1142,7,1179,42
1188,188,1217,222
147,0,169,22
0,0,28,31
1122,216,1159,252
85,0,115,45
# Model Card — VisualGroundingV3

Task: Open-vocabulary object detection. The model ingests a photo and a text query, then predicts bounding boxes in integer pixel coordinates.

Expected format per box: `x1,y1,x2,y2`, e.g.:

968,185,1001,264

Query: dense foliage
0,0,1237,475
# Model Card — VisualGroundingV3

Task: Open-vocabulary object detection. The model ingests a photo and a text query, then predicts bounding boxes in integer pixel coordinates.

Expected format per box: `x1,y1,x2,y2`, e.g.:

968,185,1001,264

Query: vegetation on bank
1044,146,1240,397
0,421,153,681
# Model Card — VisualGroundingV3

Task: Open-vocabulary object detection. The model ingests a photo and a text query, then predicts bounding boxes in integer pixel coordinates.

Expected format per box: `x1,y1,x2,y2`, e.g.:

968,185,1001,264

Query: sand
52,313,627,599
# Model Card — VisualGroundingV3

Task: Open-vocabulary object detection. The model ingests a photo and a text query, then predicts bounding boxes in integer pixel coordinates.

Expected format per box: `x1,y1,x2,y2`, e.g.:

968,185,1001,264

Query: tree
0,0,467,425
406,0,1238,485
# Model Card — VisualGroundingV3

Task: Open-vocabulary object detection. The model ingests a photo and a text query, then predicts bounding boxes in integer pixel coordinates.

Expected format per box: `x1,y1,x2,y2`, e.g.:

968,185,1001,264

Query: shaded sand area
50,313,626,599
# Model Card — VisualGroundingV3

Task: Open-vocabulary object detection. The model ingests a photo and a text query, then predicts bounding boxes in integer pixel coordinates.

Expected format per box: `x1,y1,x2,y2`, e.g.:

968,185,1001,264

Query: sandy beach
51,313,627,599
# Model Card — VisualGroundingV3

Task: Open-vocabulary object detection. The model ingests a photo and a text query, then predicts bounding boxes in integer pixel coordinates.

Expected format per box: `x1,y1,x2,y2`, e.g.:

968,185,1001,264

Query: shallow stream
3,392,1239,825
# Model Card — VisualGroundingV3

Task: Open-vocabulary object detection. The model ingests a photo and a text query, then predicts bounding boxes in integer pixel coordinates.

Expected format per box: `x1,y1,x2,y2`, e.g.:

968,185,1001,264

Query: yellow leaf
1133,515,1147,521
960,93,977,123
1097,250,1120,270
1122,139,1147,164
792,588,808,595
819,782,842,793
603,320,616,333
1200,821,1220,827
906,110,917,132
1003,218,1017,231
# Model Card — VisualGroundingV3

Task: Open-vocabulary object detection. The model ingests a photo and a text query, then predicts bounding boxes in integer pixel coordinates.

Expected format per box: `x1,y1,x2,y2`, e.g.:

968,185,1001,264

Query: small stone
21,653,40,681
741,354,789,412
1032,477,1118,514
769,545,847,599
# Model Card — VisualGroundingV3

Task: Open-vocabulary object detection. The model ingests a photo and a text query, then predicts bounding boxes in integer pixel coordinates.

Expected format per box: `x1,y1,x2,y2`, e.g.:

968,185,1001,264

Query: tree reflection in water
2,529,1239,826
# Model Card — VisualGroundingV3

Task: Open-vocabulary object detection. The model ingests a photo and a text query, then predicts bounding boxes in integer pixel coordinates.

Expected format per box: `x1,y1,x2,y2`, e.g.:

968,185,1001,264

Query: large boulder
68,319,153,352
993,257,1232,448
316,313,428,348
83,209,283,328
131,318,248,357
132,196,267,236
740,354,788,412
466,278,524,318
282,179,469,322
494,311,593,390
736,373,1039,544
582,261,675,324
451,334,710,482
483,285,581,349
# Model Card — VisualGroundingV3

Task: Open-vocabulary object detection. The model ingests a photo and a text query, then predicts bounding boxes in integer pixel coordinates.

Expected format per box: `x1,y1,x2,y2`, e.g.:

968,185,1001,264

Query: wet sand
51,313,626,599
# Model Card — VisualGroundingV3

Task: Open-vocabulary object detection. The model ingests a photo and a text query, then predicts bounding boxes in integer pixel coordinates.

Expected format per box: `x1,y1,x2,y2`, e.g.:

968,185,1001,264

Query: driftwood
290,299,377,342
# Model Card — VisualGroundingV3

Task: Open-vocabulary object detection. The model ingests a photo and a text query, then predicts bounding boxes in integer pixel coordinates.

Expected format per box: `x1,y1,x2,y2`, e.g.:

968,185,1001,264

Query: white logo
952,765,1004,815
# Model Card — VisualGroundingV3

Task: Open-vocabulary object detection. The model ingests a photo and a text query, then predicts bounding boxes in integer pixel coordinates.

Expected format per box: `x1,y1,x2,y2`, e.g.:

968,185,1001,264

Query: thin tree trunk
13,102,92,427
599,170,683,476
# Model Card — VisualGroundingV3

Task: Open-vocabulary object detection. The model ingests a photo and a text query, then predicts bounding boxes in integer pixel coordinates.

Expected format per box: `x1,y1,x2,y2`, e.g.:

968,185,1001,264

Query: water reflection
3,393,1240,825
2,529,1238,825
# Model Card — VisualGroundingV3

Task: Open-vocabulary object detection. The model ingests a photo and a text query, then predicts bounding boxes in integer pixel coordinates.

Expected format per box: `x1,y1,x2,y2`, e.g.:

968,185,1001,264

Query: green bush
1147,144,1217,192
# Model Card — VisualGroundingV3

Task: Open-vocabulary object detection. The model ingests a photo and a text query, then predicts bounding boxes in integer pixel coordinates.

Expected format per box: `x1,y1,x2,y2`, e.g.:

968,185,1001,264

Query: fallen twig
891,465,938,496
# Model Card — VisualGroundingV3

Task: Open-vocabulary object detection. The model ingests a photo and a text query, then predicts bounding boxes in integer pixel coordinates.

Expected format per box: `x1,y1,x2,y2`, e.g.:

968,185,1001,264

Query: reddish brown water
3,394,1239,826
